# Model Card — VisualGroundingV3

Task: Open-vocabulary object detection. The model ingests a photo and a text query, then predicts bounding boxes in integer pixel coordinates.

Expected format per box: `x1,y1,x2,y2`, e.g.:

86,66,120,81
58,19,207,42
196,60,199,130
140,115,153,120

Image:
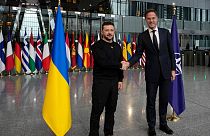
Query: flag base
8,72,11,76
167,112,180,122
15,72,19,76
73,68,80,72
85,68,89,72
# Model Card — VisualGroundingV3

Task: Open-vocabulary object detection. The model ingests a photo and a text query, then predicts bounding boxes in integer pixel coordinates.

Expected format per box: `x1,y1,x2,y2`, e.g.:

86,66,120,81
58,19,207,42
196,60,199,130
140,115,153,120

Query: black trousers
146,74,170,129
89,78,119,136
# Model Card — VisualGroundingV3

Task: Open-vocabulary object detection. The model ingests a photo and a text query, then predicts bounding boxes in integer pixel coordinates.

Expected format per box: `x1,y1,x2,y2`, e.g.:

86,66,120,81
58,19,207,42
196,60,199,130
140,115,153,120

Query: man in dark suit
121,9,176,136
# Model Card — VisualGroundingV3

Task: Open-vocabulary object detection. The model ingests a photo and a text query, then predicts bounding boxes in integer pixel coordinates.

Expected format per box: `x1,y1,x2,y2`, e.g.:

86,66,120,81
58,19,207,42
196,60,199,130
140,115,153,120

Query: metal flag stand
167,110,180,122
8,71,11,76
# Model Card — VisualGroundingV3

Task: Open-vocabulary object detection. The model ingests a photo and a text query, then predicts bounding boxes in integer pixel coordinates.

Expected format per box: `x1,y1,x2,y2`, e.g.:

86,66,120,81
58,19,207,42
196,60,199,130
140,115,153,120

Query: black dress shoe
159,125,174,135
148,128,156,136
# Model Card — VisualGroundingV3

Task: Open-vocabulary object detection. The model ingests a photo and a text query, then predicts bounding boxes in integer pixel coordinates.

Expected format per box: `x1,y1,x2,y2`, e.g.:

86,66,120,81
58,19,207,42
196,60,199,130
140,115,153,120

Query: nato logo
175,53,182,76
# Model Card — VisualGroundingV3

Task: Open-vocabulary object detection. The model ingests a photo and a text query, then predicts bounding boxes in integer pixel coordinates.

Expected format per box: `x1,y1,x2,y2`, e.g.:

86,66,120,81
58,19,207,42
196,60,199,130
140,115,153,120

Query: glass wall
20,9,40,37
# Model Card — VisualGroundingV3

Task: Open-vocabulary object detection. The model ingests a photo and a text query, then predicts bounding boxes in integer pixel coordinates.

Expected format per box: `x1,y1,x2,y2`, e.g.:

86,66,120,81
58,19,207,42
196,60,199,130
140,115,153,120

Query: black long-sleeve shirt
91,39,123,82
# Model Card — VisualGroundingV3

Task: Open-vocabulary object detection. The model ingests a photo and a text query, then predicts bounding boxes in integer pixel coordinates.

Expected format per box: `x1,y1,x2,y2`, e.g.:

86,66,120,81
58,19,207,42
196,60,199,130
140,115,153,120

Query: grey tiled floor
0,66,210,136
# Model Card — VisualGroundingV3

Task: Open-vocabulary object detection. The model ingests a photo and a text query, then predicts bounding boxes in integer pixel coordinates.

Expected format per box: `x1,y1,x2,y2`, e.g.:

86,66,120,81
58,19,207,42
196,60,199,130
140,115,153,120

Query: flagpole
167,3,181,122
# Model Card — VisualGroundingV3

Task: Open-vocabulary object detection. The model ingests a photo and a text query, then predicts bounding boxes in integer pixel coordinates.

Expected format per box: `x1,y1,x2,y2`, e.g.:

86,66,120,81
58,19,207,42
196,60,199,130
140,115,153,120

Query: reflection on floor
0,66,210,136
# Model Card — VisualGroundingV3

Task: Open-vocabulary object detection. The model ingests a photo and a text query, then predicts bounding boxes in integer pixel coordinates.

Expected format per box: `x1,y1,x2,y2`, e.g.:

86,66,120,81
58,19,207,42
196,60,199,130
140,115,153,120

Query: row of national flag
1,29,146,75
0,29,50,75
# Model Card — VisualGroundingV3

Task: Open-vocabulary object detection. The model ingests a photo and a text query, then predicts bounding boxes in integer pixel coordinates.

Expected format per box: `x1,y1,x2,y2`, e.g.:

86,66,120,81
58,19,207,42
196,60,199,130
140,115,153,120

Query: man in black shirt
89,22,123,136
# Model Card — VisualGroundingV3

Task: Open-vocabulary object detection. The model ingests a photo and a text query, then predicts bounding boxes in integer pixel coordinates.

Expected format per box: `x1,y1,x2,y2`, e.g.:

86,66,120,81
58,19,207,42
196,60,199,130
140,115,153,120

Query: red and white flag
65,32,71,69
6,33,14,72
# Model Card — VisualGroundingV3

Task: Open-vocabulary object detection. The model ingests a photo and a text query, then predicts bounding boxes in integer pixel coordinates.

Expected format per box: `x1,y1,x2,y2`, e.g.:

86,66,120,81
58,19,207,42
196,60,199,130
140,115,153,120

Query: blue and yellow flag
42,6,71,136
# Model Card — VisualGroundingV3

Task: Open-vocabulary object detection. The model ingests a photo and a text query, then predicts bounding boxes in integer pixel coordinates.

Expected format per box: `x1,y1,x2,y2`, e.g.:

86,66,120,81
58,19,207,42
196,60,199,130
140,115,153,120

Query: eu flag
169,16,185,115
42,6,72,135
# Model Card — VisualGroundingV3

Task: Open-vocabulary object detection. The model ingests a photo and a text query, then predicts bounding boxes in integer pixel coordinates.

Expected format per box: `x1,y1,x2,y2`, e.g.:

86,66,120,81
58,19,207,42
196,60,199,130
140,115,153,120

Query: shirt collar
148,26,158,33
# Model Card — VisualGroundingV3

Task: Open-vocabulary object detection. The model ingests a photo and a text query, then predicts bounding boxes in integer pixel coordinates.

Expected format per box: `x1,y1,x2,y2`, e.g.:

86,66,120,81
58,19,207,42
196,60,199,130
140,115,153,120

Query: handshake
121,61,130,70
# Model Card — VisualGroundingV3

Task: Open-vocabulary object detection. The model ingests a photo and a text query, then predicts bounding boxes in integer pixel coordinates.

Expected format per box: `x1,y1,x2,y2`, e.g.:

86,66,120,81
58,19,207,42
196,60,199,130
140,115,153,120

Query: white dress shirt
148,27,160,48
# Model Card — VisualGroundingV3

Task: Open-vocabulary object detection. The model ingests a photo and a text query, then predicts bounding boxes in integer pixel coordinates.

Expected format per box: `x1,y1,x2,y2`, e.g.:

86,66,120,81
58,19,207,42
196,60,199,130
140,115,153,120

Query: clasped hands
121,61,130,70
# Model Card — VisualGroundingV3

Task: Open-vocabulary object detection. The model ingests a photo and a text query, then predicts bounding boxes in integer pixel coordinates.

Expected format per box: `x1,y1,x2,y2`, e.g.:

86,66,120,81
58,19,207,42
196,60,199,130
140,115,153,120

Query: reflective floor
0,66,210,136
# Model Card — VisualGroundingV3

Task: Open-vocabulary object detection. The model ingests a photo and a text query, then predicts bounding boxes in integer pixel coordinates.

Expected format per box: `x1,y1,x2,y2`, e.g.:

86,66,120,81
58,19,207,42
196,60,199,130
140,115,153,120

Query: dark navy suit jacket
129,28,176,82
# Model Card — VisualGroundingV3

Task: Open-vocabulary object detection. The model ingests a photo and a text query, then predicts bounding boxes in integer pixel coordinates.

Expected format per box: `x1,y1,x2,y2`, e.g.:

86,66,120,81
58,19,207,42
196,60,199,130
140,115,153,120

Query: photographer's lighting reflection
128,106,133,117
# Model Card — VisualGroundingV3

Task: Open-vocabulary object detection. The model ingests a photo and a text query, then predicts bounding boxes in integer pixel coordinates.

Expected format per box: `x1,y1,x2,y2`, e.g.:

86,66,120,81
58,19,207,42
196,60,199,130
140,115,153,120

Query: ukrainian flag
42,6,71,136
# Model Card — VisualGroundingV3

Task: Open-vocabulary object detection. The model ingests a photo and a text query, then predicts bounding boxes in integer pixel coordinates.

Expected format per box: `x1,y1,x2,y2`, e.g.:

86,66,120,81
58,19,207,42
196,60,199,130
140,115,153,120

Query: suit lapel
158,28,162,51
